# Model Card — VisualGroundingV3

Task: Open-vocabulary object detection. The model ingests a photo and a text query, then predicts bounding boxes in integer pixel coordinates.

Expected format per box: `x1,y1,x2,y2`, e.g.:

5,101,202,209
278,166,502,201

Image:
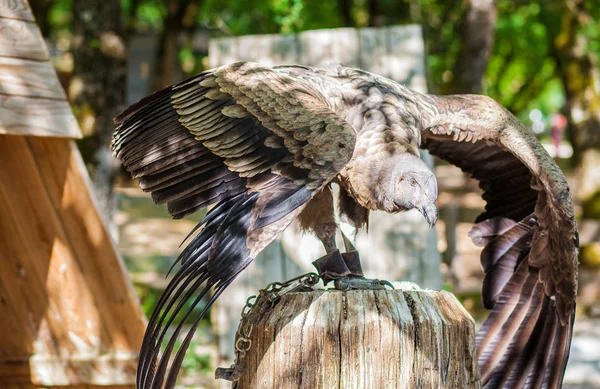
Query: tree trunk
367,0,379,27
442,0,497,94
149,0,202,92
70,0,127,223
337,0,354,27
550,0,600,212
225,288,480,388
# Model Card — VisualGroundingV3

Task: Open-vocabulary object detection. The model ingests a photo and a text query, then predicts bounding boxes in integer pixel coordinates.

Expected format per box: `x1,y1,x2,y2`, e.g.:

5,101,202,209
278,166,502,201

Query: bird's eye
410,178,417,187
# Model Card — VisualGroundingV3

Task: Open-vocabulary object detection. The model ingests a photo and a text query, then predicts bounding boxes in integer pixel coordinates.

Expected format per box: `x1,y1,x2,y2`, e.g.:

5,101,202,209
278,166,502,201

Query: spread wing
421,94,578,388
112,61,355,389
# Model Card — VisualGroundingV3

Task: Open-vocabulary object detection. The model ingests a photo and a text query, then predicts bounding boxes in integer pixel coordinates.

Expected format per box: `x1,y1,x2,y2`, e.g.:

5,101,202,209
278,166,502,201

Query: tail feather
164,286,229,388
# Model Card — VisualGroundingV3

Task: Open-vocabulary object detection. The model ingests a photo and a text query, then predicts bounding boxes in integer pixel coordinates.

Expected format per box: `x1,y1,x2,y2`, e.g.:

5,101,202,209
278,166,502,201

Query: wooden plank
268,34,299,64
0,355,137,385
0,94,82,138
0,18,48,61
0,136,142,385
0,0,35,21
0,276,29,358
358,27,389,77
2,385,130,389
235,34,299,66
210,34,300,68
0,57,66,99
386,25,427,92
208,37,239,69
0,135,99,362
27,137,146,355
298,28,359,66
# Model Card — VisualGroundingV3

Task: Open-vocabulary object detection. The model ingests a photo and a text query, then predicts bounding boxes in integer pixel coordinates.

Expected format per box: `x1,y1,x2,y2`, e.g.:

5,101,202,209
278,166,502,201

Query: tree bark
70,0,127,223
443,0,497,94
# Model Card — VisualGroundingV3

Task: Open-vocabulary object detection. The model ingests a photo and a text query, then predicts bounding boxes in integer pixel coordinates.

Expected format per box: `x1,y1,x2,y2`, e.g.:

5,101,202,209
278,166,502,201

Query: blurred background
27,0,600,387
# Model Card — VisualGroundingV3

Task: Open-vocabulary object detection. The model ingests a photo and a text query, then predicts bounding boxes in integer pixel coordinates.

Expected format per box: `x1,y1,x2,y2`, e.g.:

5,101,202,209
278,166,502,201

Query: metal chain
215,272,320,382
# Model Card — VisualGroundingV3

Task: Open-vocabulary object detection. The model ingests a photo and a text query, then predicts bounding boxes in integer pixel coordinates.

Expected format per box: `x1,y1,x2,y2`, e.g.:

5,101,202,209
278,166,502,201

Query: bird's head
367,153,438,228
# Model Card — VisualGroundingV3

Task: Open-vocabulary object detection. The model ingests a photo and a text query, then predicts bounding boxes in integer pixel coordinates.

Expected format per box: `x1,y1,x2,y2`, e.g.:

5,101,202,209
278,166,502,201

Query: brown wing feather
112,62,356,389
421,94,578,389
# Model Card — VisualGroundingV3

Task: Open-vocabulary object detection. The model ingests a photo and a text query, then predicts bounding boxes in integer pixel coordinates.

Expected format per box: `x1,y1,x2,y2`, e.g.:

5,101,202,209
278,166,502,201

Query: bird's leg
319,186,390,291
298,187,362,283
310,222,358,283
299,187,391,290
339,216,357,252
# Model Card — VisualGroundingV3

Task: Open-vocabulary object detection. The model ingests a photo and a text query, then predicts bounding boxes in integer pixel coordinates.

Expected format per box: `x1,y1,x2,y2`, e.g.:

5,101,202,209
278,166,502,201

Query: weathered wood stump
234,288,480,389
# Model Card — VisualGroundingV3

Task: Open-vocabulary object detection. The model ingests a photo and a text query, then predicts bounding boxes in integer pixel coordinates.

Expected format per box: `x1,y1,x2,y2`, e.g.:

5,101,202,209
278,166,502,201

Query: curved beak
418,202,438,229
419,174,438,228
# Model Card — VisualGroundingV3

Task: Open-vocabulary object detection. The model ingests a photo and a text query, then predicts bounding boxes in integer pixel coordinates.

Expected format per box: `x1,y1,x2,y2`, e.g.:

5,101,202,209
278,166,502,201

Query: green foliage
134,0,166,31
419,0,467,92
198,0,345,35
486,1,563,119
178,332,213,375
38,0,598,125
47,0,72,34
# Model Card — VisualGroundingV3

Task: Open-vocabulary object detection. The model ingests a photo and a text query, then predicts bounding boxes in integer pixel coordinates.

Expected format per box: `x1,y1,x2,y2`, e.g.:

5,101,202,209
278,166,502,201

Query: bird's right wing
421,94,578,388
112,62,355,389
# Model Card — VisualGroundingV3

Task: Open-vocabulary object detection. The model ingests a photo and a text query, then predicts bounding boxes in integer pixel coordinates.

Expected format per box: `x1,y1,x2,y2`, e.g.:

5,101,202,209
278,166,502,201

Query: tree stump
233,288,480,389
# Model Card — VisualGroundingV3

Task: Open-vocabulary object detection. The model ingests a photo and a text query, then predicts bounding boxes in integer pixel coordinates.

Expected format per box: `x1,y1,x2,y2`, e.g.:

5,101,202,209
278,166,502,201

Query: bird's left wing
420,94,578,389
112,62,355,389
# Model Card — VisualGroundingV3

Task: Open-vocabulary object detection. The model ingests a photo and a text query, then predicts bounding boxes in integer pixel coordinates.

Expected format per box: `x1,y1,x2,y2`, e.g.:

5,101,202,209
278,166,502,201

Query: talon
380,279,395,289
333,276,394,291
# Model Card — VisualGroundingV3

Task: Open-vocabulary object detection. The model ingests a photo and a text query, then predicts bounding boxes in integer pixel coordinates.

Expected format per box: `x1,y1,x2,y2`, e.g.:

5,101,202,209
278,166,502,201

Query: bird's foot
333,275,394,291
312,250,393,290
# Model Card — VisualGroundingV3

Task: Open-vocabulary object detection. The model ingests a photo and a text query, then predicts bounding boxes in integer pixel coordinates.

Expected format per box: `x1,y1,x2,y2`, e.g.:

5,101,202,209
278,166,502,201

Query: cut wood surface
234,288,480,389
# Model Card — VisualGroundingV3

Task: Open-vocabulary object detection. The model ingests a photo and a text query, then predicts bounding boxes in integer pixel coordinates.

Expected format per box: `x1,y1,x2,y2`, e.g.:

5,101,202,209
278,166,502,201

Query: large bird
112,62,578,389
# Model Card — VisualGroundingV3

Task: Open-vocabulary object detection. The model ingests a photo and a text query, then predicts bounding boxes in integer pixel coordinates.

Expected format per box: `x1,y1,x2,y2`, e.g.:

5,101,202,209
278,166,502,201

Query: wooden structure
208,25,442,371
235,288,480,388
0,1,145,387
